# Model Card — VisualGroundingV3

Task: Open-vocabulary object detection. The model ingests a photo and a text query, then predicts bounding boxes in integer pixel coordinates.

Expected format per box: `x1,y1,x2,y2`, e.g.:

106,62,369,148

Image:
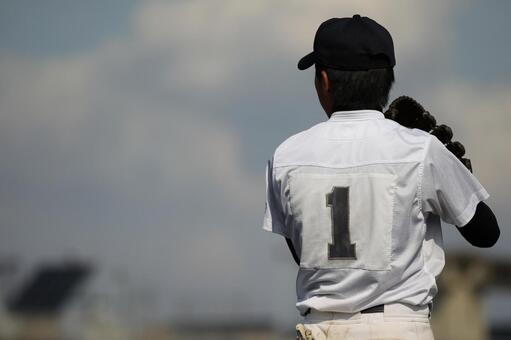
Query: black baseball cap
297,14,395,71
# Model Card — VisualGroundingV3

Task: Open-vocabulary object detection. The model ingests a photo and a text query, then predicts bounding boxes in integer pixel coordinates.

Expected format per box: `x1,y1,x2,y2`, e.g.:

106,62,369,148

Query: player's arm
285,237,300,265
456,201,500,248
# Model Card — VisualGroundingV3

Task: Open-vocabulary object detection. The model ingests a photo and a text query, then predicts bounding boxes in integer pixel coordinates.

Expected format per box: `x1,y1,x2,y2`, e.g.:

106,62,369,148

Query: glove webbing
384,95,472,172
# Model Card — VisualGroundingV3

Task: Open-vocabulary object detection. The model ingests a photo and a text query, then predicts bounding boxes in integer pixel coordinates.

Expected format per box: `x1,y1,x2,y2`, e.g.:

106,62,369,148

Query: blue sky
449,0,511,84
0,0,510,327
0,0,138,56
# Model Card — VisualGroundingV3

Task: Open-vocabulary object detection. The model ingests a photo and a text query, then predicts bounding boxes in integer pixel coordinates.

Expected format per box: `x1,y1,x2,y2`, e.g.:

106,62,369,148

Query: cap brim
297,52,315,70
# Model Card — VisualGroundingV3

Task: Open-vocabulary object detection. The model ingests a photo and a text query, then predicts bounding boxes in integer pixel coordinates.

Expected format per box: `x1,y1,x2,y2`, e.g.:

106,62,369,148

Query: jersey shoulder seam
273,159,420,169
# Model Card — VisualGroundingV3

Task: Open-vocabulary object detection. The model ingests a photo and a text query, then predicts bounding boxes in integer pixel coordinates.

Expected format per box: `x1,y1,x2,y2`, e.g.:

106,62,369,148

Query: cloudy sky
0,0,510,327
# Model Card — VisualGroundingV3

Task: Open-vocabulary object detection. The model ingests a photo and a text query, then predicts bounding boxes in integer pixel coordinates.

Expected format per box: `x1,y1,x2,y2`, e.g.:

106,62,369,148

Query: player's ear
315,67,334,116
317,69,331,93
320,70,332,92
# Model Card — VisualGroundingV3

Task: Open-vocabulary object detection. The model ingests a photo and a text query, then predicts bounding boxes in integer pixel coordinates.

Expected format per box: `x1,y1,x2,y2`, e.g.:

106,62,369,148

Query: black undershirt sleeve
456,201,500,248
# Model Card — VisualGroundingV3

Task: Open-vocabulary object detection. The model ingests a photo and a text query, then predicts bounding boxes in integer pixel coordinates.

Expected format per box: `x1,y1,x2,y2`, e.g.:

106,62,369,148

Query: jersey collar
328,109,384,121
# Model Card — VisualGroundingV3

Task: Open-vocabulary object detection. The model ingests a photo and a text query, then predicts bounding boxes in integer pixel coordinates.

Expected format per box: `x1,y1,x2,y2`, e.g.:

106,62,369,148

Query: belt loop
303,308,311,317
428,302,433,319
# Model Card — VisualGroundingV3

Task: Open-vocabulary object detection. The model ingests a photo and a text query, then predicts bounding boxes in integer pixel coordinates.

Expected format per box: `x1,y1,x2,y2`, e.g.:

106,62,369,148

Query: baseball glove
384,96,473,172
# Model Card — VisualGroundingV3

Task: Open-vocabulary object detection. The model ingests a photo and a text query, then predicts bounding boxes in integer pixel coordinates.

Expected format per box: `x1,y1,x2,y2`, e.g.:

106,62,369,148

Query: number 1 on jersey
326,187,356,259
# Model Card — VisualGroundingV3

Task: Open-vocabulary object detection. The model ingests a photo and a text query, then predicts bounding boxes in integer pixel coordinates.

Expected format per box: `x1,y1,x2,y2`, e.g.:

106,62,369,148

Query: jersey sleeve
262,159,290,237
420,135,490,227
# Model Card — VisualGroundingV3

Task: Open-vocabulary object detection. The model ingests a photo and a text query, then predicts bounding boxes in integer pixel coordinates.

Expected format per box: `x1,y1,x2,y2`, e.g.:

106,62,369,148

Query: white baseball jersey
262,109,489,315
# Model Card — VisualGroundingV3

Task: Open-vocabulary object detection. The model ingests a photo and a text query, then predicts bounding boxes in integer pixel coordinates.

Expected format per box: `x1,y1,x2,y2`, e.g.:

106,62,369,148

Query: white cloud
131,0,458,93
428,81,511,200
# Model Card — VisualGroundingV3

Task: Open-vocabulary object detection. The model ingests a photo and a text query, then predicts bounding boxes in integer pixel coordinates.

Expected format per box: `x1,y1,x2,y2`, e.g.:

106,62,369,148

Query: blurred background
0,0,510,339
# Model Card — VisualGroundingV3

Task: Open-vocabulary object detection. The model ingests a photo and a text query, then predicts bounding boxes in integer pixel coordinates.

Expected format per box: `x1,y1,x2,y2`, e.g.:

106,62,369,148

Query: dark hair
315,65,395,112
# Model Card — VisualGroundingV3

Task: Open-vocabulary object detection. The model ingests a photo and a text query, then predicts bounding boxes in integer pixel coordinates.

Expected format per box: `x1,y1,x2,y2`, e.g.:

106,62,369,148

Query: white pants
296,303,434,340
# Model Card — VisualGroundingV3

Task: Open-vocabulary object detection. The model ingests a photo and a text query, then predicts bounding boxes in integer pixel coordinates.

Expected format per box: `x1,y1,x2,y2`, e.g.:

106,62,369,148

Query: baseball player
262,15,500,340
